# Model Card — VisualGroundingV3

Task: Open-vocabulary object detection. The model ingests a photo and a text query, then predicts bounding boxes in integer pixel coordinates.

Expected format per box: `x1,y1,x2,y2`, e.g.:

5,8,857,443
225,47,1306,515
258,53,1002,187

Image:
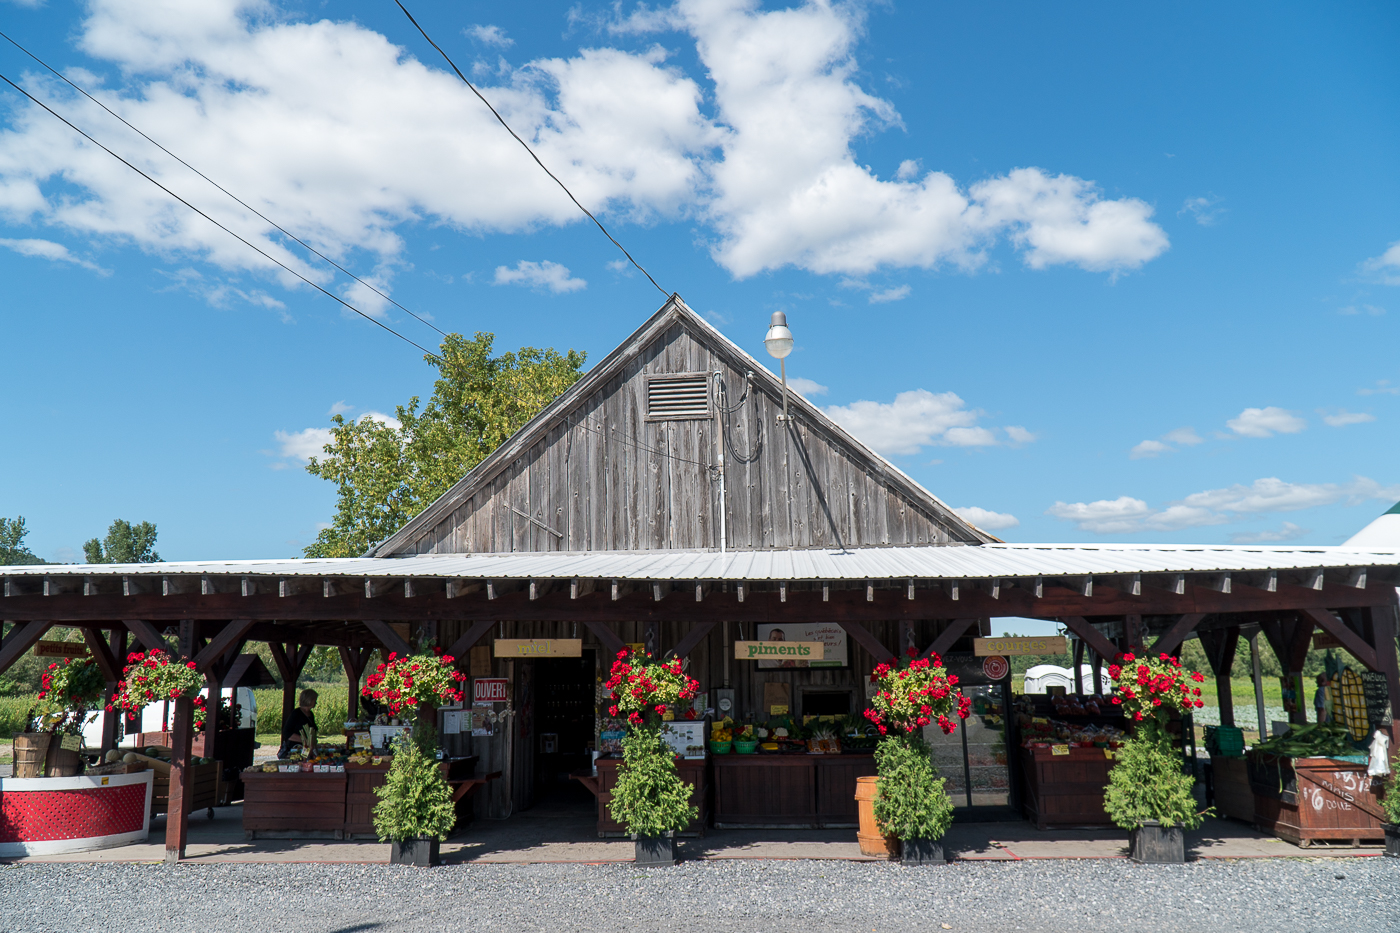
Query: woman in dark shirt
279,688,319,757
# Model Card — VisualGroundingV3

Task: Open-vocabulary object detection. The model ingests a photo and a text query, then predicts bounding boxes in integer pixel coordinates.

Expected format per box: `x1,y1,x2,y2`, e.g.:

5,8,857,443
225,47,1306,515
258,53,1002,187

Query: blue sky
2,0,1398,566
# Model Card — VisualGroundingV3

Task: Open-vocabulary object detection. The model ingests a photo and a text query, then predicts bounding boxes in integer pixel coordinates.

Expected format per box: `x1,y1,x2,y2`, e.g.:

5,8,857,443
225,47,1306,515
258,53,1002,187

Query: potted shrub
865,648,970,865
1380,756,1400,858
1102,651,1211,863
22,655,107,776
374,732,456,866
603,649,701,866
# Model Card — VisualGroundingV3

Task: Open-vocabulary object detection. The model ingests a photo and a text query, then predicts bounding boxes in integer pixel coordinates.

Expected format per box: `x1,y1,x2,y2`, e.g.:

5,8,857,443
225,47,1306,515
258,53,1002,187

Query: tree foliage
873,732,955,841
0,516,45,565
304,332,585,558
372,734,456,842
608,725,697,837
83,519,160,563
1103,719,1206,830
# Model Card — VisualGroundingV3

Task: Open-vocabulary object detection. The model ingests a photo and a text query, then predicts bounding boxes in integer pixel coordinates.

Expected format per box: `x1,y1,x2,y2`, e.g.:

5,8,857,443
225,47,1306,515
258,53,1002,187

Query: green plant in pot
604,649,701,866
865,647,970,865
19,654,107,777
363,647,467,866
1102,650,1211,863
1380,756,1400,858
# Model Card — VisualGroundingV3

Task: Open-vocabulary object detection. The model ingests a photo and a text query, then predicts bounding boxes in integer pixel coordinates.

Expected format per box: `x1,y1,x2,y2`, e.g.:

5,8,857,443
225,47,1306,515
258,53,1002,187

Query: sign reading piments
473,678,509,703
36,640,89,659
493,638,582,658
734,641,825,661
973,636,1066,657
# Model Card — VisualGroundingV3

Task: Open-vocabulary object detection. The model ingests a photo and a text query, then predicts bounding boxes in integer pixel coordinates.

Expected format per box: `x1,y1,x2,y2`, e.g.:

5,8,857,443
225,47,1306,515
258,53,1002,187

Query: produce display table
1019,746,1116,829
711,753,875,829
151,759,222,818
1247,753,1386,846
574,757,709,836
138,728,257,802
0,771,153,857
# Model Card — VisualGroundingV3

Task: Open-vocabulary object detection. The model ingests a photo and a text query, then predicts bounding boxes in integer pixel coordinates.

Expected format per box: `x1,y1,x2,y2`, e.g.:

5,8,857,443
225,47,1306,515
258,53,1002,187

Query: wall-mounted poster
754,622,847,669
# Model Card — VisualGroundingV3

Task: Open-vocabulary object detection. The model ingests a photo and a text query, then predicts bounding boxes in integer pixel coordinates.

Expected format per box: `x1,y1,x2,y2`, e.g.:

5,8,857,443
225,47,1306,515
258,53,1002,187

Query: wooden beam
0,620,52,676
1198,627,1240,728
364,619,412,657
1059,617,1119,662
446,619,496,659
1300,608,1380,672
193,619,258,673
835,619,891,664
123,619,174,655
447,579,484,599
1149,613,1207,657
81,626,120,682
579,618,626,657
165,694,194,862
925,618,976,660
667,620,719,661
570,578,596,600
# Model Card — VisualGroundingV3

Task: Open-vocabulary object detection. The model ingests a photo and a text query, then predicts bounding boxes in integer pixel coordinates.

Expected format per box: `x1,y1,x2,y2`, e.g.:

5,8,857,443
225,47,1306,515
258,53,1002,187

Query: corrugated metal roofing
5,542,1399,582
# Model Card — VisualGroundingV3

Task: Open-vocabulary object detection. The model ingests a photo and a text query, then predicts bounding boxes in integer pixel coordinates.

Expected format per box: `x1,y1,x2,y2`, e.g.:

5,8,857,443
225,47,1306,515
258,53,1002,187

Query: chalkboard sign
1361,671,1390,732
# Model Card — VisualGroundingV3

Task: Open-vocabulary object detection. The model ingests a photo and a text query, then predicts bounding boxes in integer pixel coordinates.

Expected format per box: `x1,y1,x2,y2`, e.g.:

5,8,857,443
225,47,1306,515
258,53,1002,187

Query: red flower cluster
605,649,700,727
33,655,107,734
108,649,205,717
1107,651,1207,723
362,650,467,715
864,647,970,737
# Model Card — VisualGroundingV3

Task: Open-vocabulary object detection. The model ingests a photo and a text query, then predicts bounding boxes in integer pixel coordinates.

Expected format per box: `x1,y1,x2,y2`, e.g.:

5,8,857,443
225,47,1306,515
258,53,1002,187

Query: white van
81,686,257,749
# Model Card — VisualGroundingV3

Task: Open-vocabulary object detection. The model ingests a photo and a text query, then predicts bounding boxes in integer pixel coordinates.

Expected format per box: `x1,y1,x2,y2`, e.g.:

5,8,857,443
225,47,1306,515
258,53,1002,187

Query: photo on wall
754,622,848,669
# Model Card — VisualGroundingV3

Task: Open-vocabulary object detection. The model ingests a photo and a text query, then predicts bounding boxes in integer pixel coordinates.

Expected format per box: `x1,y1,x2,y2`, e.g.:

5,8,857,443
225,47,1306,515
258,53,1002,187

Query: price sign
60,735,82,751
1051,744,1070,756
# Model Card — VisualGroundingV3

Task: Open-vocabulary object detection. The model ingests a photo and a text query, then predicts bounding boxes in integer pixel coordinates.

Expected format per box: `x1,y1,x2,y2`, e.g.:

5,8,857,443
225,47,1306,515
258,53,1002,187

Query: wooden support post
578,619,626,657
836,619,893,666
0,620,52,675
924,619,976,661
267,641,314,729
1261,614,1312,725
165,693,193,863
203,661,224,795
1199,627,1240,728
899,620,916,657
1058,617,1119,664
1123,614,1143,653
447,620,497,660
1365,604,1400,743
93,628,127,752
1150,613,1207,657
364,619,412,658
1072,636,1086,696
666,621,718,661
339,645,372,722
123,619,173,655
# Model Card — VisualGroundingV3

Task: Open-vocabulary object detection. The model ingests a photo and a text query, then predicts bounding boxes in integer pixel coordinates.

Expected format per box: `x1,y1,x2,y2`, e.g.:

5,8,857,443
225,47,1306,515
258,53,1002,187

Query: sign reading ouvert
493,638,582,658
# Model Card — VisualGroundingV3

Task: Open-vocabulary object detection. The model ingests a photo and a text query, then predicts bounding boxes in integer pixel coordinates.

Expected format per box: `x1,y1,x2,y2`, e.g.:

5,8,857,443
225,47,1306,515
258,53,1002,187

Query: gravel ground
2,858,1395,933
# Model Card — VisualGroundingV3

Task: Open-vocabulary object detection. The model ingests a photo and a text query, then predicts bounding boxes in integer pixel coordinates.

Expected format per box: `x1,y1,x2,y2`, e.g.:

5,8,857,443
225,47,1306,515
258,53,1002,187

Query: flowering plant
33,656,107,735
865,648,970,736
1107,651,1207,723
191,695,241,734
108,649,205,718
604,649,700,727
362,647,467,716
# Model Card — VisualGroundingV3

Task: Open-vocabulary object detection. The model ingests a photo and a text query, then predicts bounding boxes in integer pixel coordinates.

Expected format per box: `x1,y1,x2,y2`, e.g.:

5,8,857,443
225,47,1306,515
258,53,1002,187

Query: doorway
530,651,597,812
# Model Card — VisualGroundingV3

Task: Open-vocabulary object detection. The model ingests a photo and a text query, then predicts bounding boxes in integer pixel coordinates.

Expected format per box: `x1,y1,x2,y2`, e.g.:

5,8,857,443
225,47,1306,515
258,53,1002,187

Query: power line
390,0,671,300
0,70,436,356
0,28,448,342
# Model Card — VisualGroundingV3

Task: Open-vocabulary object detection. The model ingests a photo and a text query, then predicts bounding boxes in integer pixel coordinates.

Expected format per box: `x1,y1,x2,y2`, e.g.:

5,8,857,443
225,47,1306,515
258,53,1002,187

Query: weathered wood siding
394,320,977,555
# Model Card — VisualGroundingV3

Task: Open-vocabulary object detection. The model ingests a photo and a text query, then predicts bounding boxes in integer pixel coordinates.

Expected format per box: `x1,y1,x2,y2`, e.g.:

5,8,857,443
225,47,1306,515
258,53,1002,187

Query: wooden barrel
44,740,84,777
12,733,52,778
854,775,899,858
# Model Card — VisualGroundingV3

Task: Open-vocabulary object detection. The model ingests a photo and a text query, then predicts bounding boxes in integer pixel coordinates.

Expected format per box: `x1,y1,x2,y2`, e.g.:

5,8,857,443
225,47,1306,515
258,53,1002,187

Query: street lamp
763,311,794,423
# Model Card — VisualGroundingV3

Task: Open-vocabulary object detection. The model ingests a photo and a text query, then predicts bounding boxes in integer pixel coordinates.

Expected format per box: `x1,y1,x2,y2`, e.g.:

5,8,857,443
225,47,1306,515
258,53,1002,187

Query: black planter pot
389,837,441,867
1384,823,1400,858
634,834,676,867
1129,821,1185,864
900,838,945,865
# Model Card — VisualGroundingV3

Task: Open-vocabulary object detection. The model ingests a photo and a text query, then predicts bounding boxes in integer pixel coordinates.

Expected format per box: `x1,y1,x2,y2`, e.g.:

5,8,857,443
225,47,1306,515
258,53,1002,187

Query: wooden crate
1250,754,1385,846
151,760,221,816
1210,755,1254,822
1020,746,1115,829
241,770,347,839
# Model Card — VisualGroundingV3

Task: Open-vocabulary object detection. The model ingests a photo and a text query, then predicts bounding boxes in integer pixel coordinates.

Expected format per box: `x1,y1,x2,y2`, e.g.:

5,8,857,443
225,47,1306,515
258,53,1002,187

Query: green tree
83,519,161,563
0,516,45,565
304,332,585,558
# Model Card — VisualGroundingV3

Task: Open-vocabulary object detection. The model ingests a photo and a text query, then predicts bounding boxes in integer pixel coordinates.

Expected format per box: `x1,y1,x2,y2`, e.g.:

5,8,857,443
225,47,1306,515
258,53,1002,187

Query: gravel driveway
2,857,1395,933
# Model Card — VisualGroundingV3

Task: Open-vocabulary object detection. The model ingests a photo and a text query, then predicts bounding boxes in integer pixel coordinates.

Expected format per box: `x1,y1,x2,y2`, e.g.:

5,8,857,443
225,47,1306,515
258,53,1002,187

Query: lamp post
763,311,794,423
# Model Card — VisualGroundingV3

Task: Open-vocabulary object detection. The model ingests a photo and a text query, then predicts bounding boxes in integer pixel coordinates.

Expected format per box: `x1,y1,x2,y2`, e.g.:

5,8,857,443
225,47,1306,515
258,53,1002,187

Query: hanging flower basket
865,648,971,736
33,655,106,735
1106,651,1207,722
604,649,700,726
362,648,467,716
108,649,204,717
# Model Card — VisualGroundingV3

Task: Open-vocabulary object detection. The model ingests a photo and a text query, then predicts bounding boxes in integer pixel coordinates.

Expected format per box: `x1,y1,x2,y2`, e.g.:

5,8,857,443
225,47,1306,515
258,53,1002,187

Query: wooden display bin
1247,753,1385,847
582,757,708,837
242,770,348,839
1209,754,1254,823
1019,746,1116,829
711,753,876,829
151,759,221,817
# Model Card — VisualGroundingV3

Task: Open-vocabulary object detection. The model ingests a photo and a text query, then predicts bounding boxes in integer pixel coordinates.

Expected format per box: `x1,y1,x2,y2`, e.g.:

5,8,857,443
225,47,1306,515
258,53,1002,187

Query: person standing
279,688,319,757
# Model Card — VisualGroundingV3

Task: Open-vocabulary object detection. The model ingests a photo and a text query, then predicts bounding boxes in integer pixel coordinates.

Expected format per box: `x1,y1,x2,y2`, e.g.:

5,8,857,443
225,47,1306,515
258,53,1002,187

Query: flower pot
11,733,51,778
854,776,899,858
634,834,676,867
1129,821,1185,864
900,838,945,865
389,837,440,867
1384,823,1400,858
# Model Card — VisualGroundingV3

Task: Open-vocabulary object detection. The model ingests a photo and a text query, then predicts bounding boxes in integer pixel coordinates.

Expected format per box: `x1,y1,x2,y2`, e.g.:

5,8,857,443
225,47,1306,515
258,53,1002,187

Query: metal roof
5,542,1399,583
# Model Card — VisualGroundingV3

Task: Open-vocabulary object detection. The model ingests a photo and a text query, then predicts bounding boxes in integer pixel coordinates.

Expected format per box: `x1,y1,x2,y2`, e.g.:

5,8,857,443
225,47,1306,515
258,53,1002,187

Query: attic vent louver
647,374,711,420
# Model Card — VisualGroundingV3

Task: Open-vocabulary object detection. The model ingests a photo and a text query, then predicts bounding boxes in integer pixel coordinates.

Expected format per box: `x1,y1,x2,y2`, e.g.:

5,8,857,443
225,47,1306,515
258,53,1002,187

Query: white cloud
1226,406,1306,438
1338,304,1385,316
274,426,333,462
359,410,402,430
1361,241,1400,285
1004,425,1036,444
1178,194,1225,226
1163,426,1203,446
1048,476,1400,534
493,260,587,293
1230,522,1307,544
823,389,985,456
328,400,353,416
0,237,110,274
952,506,1020,531
868,285,910,303
1321,410,1375,427
1359,380,1400,396
787,376,828,397
1129,439,1169,459
466,24,513,48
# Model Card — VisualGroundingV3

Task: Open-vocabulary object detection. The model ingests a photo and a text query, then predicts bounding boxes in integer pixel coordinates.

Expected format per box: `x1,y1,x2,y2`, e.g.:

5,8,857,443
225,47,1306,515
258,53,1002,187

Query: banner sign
493,638,582,658
473,678,509,703
754,622,847,668
973,636,1066,657
734,641,825,662
36,640,89,659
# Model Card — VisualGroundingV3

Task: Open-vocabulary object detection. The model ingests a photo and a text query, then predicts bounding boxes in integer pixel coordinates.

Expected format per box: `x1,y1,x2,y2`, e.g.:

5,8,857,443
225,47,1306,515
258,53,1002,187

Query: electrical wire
389,0,670,300
0,70,436,356
0,28,448,342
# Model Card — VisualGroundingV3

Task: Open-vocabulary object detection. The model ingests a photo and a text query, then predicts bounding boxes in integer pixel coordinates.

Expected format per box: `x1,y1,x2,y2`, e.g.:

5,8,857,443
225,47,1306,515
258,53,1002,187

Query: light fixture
763,311,794,423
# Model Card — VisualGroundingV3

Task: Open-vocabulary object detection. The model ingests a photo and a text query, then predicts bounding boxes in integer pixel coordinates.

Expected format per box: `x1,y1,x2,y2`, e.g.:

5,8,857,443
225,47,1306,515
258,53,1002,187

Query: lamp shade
763,311,794,360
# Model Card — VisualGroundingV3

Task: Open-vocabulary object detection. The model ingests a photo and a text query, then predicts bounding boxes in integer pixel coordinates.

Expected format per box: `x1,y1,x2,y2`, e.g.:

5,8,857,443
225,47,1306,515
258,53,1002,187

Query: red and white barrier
0,771,153,857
